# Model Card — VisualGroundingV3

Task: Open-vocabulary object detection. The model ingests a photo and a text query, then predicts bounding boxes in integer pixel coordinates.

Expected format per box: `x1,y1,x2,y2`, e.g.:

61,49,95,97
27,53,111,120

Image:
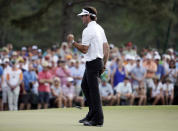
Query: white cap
61,42,68,46
3,58,9,63
70,59,76,63
146,54,152,59
38,49,42,53
32,45,38,50
67,77,74,82
136,56,141,61
154,55,161,60
154,51,159,56
125,54,132,60
21,46,27,51
77,9,96,16
168,48,174,53
163,54,171,60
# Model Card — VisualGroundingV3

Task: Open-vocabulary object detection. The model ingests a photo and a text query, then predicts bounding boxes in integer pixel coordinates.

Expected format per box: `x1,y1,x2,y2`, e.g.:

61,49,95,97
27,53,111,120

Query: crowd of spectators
0,34,177,111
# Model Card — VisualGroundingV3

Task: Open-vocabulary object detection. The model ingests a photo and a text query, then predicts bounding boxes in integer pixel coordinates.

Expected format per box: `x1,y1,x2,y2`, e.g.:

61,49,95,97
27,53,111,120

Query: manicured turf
0,106,178,131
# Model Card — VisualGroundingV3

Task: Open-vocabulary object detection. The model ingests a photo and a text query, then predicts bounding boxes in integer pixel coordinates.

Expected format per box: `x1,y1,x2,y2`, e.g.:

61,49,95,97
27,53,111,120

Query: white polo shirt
82,21,107,61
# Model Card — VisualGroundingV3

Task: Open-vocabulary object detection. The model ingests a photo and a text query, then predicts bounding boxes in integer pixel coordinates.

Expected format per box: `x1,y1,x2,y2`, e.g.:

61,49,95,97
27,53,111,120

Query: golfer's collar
87,21,96,27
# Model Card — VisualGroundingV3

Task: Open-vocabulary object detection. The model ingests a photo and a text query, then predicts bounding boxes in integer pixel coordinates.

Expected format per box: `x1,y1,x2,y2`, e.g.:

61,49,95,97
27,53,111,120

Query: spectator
19,64,38,110
71,60,84,96
0,59,3,110
38,61,53,109
154,55,165,80
6,60,23,110
99,79,116,106
131,57,147,105
115,77,135,105
166,60,177,86
111,60,127,88
62,77,75,107
50,77,63,108
151,77,164,105
143,54,157,90
1,58,11,110
56,60,71,86
163,78,174,105
125,55,136,78
123,42,137,57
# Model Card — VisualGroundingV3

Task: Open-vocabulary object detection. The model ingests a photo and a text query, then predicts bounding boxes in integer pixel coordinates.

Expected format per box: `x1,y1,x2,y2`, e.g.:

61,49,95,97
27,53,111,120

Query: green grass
0,106,178,131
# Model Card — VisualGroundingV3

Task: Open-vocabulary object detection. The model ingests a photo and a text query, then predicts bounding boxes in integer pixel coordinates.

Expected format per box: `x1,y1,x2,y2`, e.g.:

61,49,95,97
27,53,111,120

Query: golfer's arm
103,42,110,67
73,42,89,54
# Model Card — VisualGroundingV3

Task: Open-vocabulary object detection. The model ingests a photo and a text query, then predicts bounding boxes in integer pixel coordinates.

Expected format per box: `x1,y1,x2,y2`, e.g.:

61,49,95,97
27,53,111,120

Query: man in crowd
38,61,53,109
131,56,147,105
99,78,116,106
115,77,135,105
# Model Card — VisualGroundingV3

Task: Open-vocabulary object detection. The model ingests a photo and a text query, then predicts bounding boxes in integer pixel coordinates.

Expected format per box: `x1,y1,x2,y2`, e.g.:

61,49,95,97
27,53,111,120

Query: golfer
71,6,109,126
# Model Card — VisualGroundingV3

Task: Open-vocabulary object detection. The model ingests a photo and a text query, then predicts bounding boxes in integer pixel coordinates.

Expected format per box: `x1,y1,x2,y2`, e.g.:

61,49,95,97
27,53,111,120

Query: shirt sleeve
102,30,108,43
82,28,92,46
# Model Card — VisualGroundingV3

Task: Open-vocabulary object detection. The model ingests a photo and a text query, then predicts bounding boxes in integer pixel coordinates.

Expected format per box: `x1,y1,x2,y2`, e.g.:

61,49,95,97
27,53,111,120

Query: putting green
0,106,178,131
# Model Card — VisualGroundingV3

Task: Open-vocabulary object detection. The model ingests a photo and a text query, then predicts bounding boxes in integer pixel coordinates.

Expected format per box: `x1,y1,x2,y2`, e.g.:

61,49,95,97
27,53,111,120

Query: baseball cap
3,58,9,63
154,55,161,60
21,46,27,51
32,45,38,50
146,54,152,59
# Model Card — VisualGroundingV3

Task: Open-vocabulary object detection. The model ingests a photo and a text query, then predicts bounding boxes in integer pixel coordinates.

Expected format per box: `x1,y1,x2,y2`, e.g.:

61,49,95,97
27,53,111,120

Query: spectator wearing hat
38,61,53,109
123,42,137,57
1,58,11,110
115,77,135,105
6,60,23,110
167,48,175,60
99,79,116,106
125,55,136,79
62,77,75,107
151,76,164,105
162,54,170,75
50,77,63,108
1,47,9,58
31,45,39,61
163,78,174,105
11,51,18,61
143,54,157,89
21,46,28,57
131,57,147,105
154,55,165,80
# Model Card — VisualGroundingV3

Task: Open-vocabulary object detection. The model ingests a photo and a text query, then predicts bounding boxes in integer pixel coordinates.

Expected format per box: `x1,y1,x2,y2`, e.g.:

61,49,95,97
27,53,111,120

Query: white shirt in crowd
163,83,174,95
71,66,84,87
99,83,113,97
50,85,61,98
82,21,107,61
151,82,163,97
115,82,132,94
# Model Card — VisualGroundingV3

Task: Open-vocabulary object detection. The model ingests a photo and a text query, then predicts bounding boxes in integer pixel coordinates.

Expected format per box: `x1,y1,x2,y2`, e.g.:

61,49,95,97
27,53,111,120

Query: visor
77,9,96,16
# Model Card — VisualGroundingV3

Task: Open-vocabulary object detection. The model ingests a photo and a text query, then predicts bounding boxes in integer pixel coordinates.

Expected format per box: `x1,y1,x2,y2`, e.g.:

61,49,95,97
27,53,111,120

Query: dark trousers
81,58,104,123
